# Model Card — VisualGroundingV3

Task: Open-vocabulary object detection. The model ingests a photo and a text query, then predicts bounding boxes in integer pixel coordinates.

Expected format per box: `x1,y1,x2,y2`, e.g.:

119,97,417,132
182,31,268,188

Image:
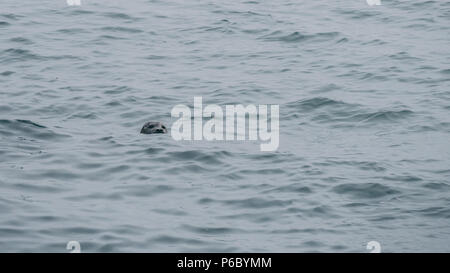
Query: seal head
140,121,167,134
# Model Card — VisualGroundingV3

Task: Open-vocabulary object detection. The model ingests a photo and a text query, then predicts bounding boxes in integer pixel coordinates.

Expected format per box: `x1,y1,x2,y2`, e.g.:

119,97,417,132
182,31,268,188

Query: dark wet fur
140,121,167,134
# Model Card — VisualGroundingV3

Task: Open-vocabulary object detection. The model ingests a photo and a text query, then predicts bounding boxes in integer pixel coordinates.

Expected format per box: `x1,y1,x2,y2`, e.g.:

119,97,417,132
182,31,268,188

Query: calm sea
0,0,449,252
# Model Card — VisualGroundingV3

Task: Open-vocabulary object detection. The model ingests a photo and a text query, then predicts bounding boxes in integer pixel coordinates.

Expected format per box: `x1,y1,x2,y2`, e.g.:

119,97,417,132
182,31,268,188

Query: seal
140,121,167,134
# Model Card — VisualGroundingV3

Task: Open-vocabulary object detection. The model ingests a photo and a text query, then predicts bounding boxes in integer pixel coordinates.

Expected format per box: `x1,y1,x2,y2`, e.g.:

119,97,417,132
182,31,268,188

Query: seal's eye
162,125,166,130
148,124,155,129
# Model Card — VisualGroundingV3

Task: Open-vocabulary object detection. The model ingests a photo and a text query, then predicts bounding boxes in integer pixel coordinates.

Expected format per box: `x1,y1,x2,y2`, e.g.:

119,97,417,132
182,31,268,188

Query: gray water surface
0,0,450,252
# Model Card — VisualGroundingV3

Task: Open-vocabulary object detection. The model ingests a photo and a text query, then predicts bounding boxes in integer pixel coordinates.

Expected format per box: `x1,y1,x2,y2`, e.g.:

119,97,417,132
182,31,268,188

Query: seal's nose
155,128,164,133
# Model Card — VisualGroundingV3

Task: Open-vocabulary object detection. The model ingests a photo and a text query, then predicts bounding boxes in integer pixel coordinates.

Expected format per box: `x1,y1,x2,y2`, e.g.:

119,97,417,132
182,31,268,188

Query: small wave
102,12,139,21
0,106,12,113
285,97,414,125
381,175,422,182
212,9,271,17
145,55,169,60
0,48,42,63
270,227,341,235
288,205,336,219
114,184,174,198
69,9,95,15
302,240,325,248
261,31,340,43
143,147,165,155
422,182,450,190
0,228,26,236
332,183,399,199
9,37,33,45
263,183,312,194
1,13,22,20
439,69,450,75
153,208,187,216
219,211,277,223
411,1,439,8
164,164,211,174
98,35,126,40
0,48,82,63
67,112,98,120
46,227,102,236
285,97,355,112
183,224,242,235
165,150,230,165
0,119,68,141
416,207,450,219
199,197,293,209
65,192,122,202
2,182,67,193
334,9,378,20
28,169,80,180
311,109,414,125
57,28,89,34
103,85,133,95
389,52,422,62
101,26,144,34
352,110,414,123
315,160,387,172
0,71,14,76
150,235,208,246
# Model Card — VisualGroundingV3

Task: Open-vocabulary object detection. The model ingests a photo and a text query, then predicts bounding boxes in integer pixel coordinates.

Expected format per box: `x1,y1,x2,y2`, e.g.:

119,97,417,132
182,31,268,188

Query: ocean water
0,0,449,252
